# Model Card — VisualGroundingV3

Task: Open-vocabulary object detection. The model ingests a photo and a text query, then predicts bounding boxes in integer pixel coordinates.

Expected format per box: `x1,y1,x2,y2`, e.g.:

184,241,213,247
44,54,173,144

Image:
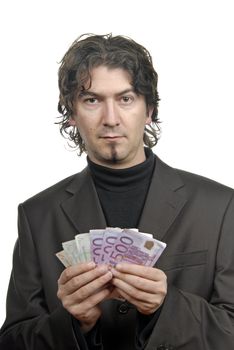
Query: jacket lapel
61,155,187,240
61,167,106,234
138,156,188,241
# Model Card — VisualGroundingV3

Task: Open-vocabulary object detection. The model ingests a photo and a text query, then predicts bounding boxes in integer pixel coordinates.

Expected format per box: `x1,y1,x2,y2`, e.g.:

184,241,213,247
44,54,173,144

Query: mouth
99,135,125,141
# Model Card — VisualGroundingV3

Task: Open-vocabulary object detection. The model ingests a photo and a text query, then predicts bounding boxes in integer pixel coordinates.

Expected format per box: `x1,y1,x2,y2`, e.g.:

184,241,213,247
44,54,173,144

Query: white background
0,0,234,325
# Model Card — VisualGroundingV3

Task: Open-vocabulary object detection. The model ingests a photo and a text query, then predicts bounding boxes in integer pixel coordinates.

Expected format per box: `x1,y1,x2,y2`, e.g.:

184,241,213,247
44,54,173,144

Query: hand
57,262,113,332
111,264,167,315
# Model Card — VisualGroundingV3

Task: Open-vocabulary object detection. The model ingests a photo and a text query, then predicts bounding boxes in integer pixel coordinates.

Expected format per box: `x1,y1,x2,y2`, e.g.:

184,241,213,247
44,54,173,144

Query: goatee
110,145,118,163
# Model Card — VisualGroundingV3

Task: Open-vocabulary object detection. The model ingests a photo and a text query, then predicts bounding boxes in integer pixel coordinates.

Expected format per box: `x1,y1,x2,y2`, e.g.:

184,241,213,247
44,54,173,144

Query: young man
0,34,234,350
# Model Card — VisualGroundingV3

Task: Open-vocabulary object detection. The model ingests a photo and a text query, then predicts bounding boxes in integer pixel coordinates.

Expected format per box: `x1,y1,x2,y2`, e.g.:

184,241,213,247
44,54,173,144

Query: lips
103,136,122,139
99,135,124,140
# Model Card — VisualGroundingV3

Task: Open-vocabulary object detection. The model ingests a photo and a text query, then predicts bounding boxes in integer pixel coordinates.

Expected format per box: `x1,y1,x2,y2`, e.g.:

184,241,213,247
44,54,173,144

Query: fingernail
97,264,108,273
110,268,117,275
116,264,122,270
106,271,113,278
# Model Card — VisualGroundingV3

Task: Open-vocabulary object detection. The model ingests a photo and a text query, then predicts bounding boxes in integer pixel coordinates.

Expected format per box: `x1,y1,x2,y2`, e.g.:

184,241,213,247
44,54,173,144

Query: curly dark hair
57,33,161,155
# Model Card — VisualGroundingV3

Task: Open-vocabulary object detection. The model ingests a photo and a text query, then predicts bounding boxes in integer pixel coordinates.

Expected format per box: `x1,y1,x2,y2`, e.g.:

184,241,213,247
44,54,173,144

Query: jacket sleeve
145,194,234,350
0,204,87,350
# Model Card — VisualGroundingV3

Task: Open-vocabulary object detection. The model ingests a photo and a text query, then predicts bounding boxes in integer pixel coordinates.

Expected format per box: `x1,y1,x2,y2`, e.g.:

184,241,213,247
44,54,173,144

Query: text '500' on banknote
56,227,166,268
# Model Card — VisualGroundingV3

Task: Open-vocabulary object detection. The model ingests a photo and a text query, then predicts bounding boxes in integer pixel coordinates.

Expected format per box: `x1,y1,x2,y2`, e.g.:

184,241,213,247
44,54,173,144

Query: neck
87,148,155,191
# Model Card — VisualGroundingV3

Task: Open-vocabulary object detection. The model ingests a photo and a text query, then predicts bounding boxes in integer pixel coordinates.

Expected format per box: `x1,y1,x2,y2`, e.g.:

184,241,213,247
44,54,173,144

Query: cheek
79,126,96,142
77,120,94,132
134,118,148,133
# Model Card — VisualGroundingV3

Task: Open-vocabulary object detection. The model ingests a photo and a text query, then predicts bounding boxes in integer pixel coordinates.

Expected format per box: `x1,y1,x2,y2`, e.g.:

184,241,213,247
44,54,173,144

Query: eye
84,97,98,104
120,95,134,104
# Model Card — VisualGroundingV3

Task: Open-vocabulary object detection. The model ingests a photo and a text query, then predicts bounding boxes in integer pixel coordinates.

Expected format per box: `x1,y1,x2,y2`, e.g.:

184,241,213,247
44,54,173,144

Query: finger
114,286,162,315
112,280,164,314
111,268,167,293
106,286,125,301
115,263,164,281
58,261,96,285
67,270,113,304
112,277,153,302
60,265,111,295
70,287,112,320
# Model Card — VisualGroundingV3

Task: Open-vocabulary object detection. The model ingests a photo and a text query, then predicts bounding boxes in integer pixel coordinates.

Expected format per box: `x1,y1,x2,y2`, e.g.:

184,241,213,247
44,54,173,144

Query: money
89,229,105,264
55,250,72,267
99,227,122,264
107,229,165,266
56,227,166,268
75,233,91,262
62,239,80,265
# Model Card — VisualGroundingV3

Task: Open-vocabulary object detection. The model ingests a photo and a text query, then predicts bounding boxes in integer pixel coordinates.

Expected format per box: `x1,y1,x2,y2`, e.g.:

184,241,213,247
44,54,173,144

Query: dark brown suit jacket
1,156,234,350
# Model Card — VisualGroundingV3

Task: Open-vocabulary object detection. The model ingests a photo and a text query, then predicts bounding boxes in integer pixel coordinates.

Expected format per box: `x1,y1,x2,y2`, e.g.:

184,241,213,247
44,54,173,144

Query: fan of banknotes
56,227,166,268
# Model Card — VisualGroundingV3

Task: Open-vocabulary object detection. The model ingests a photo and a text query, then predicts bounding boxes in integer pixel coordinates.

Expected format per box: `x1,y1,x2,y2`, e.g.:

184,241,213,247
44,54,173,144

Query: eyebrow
78,88,136,98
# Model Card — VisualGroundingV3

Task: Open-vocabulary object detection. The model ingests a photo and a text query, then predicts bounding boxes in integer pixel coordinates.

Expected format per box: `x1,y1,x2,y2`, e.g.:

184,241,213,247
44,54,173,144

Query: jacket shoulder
176,167,233,191
174,167,234,206
21,167,88,210
156,156,234,202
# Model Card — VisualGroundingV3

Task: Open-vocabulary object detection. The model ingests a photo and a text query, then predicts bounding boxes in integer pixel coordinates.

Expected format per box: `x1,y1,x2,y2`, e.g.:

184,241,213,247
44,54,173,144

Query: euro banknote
56,227,166,268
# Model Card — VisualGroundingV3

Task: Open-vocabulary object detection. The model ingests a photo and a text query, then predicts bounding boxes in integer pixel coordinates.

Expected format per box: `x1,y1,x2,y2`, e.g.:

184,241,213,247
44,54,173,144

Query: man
0,34,234,350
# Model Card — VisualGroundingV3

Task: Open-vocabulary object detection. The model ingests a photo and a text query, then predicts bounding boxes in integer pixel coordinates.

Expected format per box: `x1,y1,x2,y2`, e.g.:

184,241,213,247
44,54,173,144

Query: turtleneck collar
87,148,156,192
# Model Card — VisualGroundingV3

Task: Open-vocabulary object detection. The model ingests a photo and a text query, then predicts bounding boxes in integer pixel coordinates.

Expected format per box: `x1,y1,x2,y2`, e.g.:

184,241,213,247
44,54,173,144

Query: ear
68,117,77,126
145,106,154,125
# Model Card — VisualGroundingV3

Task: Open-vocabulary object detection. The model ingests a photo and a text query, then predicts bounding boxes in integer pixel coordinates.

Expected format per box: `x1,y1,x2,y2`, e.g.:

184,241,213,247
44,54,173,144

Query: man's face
70,65,153,169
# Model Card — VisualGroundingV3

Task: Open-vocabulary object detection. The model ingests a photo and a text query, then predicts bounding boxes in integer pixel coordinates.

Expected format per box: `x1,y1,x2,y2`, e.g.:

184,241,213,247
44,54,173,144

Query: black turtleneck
87,148,155,229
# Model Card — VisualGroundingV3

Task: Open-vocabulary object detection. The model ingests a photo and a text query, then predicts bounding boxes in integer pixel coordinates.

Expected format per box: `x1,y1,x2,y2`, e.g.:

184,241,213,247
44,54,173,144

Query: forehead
83,66,133,95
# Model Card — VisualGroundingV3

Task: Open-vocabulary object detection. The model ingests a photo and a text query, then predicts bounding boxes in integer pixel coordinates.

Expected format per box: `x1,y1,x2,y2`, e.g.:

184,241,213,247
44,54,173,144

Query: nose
102,100,120,126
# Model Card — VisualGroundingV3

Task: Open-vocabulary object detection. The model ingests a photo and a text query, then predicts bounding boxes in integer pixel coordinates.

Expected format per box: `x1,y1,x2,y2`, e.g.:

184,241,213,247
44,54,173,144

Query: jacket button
118,302,129,314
